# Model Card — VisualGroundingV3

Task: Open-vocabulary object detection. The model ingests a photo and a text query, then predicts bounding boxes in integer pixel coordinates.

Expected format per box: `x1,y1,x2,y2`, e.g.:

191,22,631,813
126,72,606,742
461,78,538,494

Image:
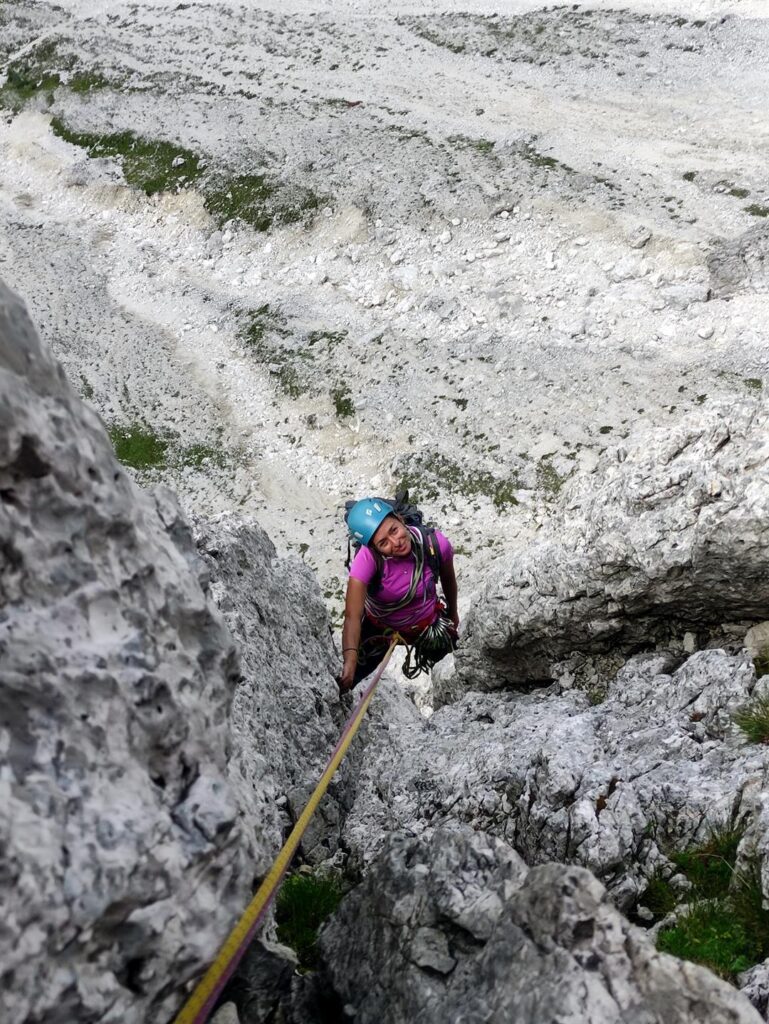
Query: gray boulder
449,402,769,697
341,650,769,912
194,514,349,867
0,280,346,1023
0,279,251,1022
316,827,761,1024
708,223,769,298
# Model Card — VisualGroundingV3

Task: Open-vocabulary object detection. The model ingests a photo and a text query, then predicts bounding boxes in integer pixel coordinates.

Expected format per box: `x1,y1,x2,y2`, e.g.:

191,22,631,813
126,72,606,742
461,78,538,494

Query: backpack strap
417,525,442,582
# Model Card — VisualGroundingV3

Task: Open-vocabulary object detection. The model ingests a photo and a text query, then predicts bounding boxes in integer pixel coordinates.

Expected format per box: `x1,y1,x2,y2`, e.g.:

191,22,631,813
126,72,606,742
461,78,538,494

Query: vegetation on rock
276,873,344,969
653,822,769,980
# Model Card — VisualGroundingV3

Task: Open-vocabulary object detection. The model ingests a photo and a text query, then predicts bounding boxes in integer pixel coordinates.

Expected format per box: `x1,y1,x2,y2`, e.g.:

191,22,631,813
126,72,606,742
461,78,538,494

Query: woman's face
371,515,412,558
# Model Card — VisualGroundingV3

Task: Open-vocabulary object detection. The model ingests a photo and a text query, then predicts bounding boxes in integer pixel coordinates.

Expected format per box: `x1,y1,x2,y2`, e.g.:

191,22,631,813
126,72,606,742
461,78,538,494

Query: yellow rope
171,635,400,1024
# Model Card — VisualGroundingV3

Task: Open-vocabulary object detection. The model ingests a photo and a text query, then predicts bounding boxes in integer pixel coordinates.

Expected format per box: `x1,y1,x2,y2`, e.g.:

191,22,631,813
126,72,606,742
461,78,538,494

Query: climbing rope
171,634,400,1024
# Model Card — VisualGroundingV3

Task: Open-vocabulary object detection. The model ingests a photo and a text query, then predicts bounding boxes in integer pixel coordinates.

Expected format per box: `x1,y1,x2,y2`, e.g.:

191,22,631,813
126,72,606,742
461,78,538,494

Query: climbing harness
171,635,401,1024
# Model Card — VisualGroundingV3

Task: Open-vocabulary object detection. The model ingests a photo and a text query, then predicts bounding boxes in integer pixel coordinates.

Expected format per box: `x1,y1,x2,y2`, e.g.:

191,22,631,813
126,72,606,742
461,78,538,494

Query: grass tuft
331,382,355,419
657,900,760,979
275,873,344,969
733,693,769,744
639,868,679,919
109,423,168,469
51,119,202,195
669,824,742,899
655,821,769,980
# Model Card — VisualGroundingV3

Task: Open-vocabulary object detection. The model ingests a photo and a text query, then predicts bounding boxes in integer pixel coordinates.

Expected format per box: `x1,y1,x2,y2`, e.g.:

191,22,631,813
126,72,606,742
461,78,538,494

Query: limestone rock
745,622,769,670
738,960,769,1021
211,1004,241,1024
226,940,296,1024
194,514,348,867
0,280,345,1023
315,828,761,1024
449,402,769,696
0,279,251,1023
708,224,769,298
340,650,769,913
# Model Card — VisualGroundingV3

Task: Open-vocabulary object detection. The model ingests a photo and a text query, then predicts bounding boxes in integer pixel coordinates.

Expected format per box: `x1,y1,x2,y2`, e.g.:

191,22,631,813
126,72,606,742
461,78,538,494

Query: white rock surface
449,401,769,698
0,279,250,1023
341,649,769,915
0,280,345,1022
313,827,762,1024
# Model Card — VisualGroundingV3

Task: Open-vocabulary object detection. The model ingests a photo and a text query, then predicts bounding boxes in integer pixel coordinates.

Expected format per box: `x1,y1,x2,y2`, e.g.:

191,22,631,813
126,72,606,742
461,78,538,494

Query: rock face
0,280,253,1022
340,650,769,913
0,280,348,1023
194,515,350,869
316,827,762,1024
448,402,769,699
708,224,769,298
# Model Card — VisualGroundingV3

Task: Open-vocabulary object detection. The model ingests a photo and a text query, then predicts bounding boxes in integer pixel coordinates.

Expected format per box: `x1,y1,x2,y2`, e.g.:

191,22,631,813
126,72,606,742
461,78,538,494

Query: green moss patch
745,204,769,218
276,873,344,969
331,382,355,419
654,823,769,980
241,304,289,351
109,423,168,470
203,172,322,232
51,119,202,194
0,39,114,111
50,118,325,231
536,455,565,497
238,306,312,399
109,423,231,472
0,38,70,110
397,452,519,510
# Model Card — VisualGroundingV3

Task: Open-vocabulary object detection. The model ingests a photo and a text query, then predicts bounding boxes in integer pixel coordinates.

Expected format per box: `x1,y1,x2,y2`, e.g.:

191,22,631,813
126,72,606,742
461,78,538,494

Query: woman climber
338,497,459,691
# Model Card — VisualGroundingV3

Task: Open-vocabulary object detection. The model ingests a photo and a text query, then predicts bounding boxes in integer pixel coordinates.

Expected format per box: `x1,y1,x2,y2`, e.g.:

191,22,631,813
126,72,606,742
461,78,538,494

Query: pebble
627,225,652,250
697,325,715,340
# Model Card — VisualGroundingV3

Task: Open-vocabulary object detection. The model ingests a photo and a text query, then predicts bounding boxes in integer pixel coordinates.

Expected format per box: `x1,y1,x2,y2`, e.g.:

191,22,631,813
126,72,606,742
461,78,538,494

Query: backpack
344,489,443,592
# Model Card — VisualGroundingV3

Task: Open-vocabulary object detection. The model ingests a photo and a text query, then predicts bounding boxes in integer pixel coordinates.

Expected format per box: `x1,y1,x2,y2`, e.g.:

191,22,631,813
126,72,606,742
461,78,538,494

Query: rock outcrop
341,650,769,913
194,515,349,868
314,827,762,1024
448,402,769,699
708,224,769,298
0,280,253,1022
0,280,344,1024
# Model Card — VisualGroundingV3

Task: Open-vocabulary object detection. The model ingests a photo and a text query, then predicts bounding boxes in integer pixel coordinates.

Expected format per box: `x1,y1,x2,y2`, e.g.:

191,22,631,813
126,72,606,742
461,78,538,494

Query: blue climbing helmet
346,497,394,547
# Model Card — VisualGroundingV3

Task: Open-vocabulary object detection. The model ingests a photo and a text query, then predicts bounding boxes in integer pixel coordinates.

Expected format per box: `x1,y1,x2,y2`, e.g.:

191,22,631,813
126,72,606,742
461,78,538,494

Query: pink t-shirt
349,527,454,630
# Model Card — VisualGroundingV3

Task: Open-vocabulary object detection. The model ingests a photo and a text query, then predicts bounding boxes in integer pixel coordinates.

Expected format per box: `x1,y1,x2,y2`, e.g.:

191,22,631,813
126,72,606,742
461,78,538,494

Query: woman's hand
338,653,357,692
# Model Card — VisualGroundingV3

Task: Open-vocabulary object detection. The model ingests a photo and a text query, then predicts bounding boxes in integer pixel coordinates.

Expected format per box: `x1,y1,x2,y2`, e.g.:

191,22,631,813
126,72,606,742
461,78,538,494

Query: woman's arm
439,560,459,630
339,577,367,691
